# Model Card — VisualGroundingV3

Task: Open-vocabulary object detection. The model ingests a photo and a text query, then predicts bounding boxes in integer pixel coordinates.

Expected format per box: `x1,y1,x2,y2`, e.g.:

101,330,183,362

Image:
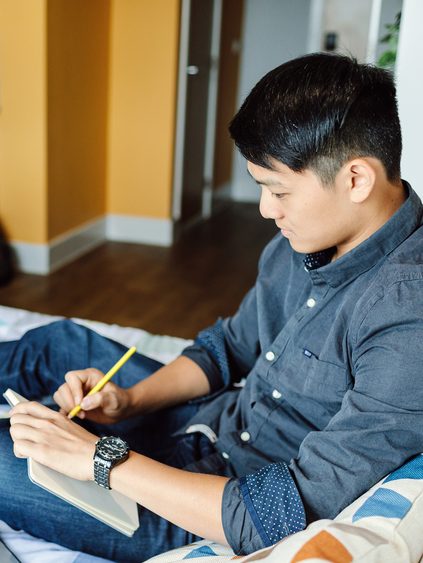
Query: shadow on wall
0,222,15,286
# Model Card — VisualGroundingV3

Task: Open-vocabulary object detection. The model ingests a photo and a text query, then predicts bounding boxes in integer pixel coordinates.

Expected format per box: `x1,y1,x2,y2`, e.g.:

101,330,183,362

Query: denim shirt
182,183,423,554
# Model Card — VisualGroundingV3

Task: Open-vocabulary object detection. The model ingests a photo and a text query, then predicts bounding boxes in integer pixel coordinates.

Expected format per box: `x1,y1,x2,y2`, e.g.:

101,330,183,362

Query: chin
288,240,323,255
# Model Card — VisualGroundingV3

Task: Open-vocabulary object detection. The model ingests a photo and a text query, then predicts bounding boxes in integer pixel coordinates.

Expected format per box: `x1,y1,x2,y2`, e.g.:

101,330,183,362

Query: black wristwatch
93,436,130,490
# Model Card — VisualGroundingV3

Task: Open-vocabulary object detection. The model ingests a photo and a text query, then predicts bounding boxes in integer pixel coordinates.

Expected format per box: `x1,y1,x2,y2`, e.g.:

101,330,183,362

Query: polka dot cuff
239,462,306,547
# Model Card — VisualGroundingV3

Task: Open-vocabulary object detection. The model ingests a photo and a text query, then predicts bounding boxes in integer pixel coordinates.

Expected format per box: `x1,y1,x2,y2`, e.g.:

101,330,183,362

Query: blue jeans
0,320,217,562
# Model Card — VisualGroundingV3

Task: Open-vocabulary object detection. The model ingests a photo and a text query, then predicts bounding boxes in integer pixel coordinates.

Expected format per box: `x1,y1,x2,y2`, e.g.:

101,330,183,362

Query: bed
1,305,423,563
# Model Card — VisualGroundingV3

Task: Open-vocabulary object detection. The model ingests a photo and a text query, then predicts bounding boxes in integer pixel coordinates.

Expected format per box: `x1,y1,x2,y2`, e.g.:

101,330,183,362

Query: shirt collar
305,182,423,288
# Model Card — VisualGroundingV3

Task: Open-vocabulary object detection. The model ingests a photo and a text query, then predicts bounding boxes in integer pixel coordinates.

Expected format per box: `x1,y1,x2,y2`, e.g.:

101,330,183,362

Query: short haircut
229,53,402,185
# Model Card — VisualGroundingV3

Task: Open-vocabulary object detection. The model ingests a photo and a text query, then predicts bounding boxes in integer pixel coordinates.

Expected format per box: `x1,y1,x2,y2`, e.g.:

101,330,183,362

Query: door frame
172,0,223,222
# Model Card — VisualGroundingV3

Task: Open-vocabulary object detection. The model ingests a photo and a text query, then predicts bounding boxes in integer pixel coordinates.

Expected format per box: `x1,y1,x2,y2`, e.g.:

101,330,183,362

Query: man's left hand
9,401,97,482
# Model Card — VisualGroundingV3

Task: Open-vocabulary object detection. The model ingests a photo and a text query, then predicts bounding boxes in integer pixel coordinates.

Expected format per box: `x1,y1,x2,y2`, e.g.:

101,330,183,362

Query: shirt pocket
302,352,349,415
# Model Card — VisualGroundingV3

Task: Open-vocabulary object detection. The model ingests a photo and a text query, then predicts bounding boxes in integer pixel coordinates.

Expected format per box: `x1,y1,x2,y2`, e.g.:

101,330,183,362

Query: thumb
100,390,120,413
81,392,103,411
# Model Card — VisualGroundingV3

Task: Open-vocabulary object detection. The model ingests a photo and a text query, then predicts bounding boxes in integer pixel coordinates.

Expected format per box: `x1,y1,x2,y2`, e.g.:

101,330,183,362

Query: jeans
0,320,216,562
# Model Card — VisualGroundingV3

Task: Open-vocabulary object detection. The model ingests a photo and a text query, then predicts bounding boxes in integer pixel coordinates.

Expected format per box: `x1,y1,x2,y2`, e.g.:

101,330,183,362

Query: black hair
229,52,402,185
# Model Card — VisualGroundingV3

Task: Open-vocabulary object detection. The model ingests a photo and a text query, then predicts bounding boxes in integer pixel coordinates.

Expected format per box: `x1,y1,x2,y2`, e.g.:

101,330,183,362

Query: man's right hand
54,356,211,425
53,368,133,424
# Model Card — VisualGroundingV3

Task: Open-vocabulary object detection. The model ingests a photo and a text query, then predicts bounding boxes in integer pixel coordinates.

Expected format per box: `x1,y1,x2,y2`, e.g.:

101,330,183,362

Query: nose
259,188,284,220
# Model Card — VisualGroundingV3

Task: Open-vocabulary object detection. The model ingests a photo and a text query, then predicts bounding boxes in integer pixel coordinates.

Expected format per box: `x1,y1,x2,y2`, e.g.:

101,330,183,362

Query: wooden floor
0,203,276,339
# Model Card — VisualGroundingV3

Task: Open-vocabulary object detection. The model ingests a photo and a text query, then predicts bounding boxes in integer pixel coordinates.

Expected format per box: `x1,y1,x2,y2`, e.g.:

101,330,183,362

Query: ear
342,158,376,204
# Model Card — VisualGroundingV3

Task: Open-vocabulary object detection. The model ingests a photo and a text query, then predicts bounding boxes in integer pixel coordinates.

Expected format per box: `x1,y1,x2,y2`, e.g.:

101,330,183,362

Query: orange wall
0,0,48,243
0,0,180,247
47,0,110,239
107,0,180,219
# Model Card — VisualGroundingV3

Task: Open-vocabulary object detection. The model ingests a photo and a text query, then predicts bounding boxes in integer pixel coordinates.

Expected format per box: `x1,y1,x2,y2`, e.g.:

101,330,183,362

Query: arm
9,400,229,544
56,236,280,422
111,451,229,543
56,256,268,422
290,278,423,521
125,355,211,415
215,277,423,553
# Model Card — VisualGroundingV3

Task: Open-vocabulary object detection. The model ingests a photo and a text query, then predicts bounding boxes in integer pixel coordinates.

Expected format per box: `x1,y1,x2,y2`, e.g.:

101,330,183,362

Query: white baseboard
11,214,174,274
11,243,50,275
106,214,173,246
49,217,107,272
12,217,106,275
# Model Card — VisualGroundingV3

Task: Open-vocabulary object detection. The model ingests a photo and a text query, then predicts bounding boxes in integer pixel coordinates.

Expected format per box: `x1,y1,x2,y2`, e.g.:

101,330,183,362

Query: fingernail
81,397,92,409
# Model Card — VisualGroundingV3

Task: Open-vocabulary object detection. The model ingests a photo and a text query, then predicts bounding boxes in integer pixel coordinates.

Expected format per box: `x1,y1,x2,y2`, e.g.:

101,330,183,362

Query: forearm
126,356,211,416
111,451,229,544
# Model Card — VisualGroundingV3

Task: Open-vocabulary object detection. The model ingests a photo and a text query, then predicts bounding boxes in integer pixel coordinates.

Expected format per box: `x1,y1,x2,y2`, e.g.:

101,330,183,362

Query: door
181,0,214,223
173,0,214,225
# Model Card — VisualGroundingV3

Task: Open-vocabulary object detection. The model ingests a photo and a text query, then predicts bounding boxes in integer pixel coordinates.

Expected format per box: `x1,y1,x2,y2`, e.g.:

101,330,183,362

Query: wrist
93,436,130,489
124,385,146,418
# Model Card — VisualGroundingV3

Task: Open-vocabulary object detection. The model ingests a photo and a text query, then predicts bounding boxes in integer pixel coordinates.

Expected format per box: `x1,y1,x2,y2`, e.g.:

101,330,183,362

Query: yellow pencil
67,346,137,419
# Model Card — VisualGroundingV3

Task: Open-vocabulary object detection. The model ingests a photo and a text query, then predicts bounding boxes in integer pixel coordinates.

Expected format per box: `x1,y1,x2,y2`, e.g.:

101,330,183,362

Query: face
248,160,356,255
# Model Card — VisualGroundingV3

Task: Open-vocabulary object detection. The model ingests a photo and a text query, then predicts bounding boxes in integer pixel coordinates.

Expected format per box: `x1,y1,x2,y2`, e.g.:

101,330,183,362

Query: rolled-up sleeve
222,463,306,554
182,318,233,394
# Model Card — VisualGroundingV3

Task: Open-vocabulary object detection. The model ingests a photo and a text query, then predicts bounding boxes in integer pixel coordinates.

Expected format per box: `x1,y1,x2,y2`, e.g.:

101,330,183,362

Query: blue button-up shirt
182,183,423,554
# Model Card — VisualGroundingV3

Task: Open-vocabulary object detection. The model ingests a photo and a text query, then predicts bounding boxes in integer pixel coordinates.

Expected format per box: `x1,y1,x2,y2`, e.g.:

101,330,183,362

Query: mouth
277,224,293,237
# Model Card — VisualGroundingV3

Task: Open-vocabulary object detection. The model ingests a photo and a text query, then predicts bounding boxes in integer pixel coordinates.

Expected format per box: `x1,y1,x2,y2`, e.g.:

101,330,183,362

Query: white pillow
146,453,423,562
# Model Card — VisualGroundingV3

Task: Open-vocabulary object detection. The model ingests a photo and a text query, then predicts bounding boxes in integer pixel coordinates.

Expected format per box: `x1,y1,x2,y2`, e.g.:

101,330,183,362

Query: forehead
247,160,336,196
247,161,294,186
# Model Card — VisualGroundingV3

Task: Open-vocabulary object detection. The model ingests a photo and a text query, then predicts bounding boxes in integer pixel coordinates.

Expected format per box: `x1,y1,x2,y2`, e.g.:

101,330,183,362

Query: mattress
0,305,192,563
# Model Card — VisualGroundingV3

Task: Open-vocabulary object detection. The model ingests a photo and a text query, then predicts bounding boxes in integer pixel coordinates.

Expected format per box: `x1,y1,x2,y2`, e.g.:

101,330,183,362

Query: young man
2,53,423,561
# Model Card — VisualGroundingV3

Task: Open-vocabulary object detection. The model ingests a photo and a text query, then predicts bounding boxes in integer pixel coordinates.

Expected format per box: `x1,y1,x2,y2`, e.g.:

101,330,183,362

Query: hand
9,401,98,481
53,368,132,424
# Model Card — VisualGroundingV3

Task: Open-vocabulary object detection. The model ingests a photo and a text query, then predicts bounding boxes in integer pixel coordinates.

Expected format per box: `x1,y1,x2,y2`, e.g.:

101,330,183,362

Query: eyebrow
247,168,285,187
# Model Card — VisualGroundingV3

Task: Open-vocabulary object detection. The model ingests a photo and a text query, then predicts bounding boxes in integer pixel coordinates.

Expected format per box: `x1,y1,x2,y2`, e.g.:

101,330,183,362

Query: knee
23,319,84,343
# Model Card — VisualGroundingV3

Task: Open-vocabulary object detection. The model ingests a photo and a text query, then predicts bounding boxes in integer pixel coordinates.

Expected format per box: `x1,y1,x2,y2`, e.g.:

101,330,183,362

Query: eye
272,192,286,199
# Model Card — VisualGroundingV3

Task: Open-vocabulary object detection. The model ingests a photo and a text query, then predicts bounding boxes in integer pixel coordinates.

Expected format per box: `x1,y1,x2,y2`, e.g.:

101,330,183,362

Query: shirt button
240,431,251,442
222,452,230,460
306,298,316,308
265,351,275,361
272,389,282,399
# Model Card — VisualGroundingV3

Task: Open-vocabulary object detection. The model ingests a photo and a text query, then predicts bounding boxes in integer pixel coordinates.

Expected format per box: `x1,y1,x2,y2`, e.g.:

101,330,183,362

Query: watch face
97,436,128,461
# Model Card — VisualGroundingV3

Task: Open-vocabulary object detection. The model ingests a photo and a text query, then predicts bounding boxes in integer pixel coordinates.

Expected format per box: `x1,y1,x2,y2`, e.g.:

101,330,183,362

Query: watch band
94,458,112,489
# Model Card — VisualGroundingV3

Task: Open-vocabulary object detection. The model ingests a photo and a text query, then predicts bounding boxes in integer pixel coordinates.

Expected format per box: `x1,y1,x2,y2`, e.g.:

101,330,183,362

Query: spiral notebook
3,389,139,537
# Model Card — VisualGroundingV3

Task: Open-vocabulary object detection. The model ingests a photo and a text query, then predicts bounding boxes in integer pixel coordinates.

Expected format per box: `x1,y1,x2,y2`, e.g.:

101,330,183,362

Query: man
1,52,423,562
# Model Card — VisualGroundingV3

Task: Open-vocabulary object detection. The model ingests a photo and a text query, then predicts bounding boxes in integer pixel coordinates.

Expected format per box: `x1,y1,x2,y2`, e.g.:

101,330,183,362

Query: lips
277,224,292,236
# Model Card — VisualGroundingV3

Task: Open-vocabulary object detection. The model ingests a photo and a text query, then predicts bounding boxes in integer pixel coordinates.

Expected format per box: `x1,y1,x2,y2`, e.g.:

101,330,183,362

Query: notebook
0,538,20,563
3,388,139,537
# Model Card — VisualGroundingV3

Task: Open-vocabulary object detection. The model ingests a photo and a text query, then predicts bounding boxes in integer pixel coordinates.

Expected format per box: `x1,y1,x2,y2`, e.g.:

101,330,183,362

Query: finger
80,391,105,411
13,439,33,458
64,370,89,405
10,412,46,428
10,421,45,444
81,389,119,413
66,369,105,404
53,384,76,413
13,439,48,463
10,401,62,420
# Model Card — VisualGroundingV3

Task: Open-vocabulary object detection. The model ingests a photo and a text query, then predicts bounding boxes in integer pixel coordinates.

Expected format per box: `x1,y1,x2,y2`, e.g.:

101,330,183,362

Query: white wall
323,0,373,61
230,0,312,202
396,0,423,199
